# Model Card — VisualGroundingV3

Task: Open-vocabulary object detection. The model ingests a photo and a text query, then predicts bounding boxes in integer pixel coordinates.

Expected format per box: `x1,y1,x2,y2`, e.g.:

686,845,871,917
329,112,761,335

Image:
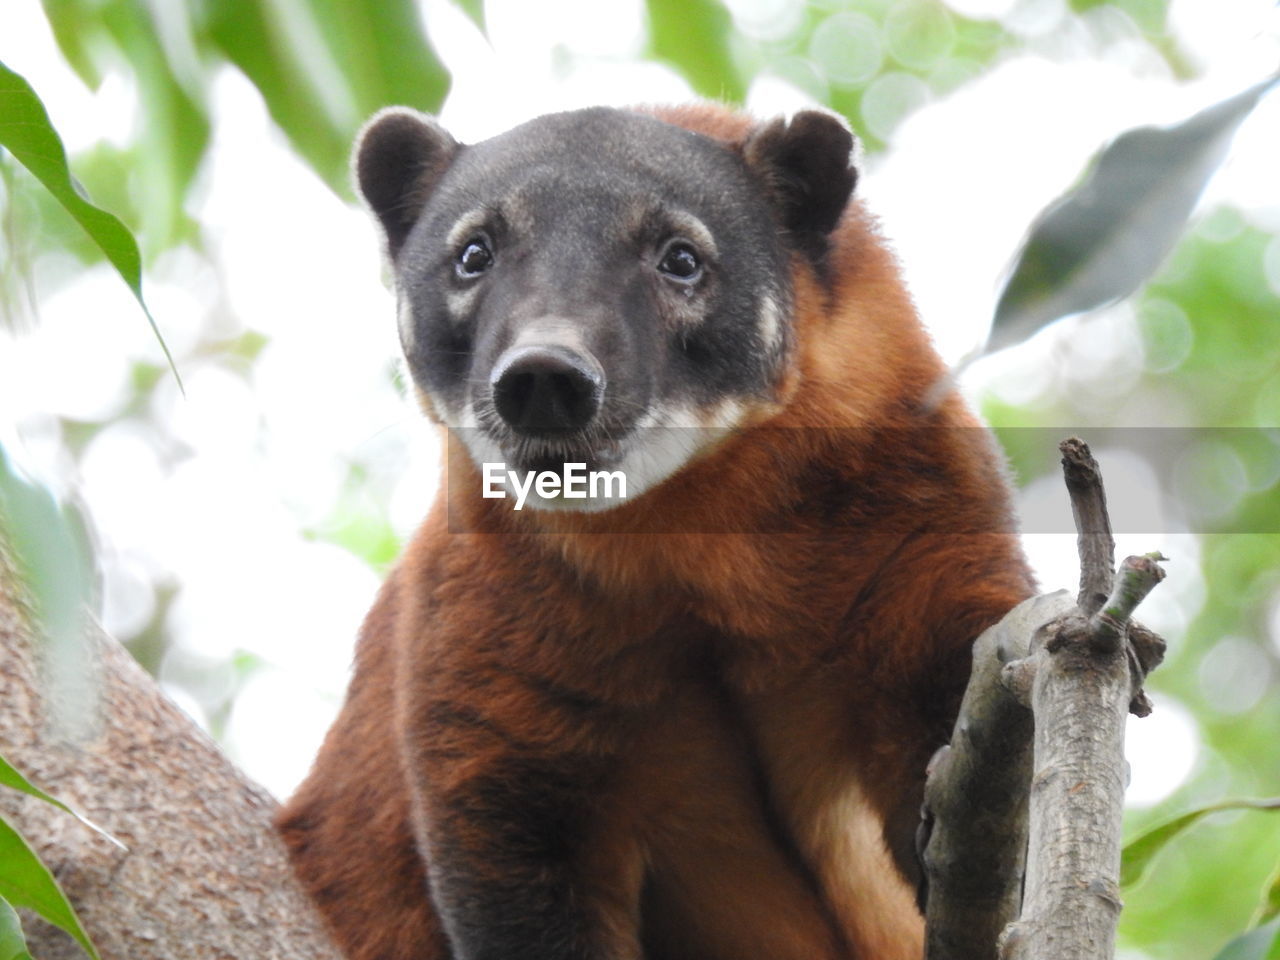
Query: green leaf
38,0,105,90
0,756,122,851
989,72,1280,354
0,817,100,960
201,0,449,199
646,0,745,102
0,897,35,960
0,59,181,388
1256,860,1280,927
200,0,352,193
98,0,210,252
1210,916,1280,960
39,0,209,251
303,0,451,118
1121,796,1280,889
452,0,487,36
0,757,78,821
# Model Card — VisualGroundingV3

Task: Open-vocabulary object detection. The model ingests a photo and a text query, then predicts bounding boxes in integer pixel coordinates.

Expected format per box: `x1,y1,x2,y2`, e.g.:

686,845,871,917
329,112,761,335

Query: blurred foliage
0,897,34,960
1,1,1279,959
0,448,94,668
0,60,175,378
647,0,746,101
40,0,449,208
1122,797,1280,889
1211,915,1280,960
990,72,1279,354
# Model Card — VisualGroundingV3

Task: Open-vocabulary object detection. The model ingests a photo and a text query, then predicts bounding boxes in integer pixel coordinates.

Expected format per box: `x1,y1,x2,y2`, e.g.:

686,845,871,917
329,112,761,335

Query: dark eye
658,242,702,283
456,238,493,278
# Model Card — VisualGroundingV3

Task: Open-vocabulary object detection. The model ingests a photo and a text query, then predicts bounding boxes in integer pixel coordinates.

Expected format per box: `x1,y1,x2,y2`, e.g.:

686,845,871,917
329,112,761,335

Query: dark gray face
356,106,856,508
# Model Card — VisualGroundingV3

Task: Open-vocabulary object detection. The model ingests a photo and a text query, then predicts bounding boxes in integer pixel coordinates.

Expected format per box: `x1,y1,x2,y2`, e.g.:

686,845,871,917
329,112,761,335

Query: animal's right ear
355,108,460,258
742,110,857,255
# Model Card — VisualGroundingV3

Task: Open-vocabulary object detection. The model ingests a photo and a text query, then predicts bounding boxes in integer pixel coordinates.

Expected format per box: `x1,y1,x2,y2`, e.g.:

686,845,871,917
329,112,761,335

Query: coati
277,103,1036,960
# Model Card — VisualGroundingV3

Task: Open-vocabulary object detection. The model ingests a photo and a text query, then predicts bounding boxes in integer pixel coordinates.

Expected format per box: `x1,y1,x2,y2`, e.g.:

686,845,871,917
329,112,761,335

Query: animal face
356,106,856,509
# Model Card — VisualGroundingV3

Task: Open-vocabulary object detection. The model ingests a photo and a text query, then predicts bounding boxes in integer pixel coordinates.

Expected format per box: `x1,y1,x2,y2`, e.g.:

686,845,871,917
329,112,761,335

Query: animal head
355,105,857,510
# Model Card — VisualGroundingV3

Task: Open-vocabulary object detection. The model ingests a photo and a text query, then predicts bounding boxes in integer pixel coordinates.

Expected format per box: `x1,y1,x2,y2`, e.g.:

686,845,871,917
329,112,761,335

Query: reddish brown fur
278,103,1035,960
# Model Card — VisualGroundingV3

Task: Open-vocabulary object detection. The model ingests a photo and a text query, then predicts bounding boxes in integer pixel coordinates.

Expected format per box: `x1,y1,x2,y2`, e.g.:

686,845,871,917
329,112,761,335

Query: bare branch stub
1094,554,1169,715
1059,437,1115,616
1058,439,1167,712
1089,554,1168,654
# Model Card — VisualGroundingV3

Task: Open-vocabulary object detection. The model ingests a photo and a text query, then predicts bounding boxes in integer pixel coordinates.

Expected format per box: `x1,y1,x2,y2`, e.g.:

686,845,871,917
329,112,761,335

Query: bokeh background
1,1,1278,957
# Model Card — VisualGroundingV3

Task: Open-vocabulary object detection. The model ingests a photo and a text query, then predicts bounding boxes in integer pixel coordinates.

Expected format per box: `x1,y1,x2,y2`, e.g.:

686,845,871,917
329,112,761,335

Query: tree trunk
0,572,343,960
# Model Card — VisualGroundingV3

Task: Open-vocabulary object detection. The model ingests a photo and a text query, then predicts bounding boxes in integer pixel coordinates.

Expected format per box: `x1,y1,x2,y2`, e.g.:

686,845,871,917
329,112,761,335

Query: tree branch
922,437,1168,960
1059,437,1115,617
1001,442,1167,960
998,606,1132,960
0,562,343,960
921,591,1074,960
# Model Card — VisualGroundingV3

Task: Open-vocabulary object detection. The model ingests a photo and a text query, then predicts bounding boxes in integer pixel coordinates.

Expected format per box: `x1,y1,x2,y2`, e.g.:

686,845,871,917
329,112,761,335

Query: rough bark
1000,557,1165,960
923,437,1167,960
998,610,1130,960
920,590,1074,960
0,569,343,960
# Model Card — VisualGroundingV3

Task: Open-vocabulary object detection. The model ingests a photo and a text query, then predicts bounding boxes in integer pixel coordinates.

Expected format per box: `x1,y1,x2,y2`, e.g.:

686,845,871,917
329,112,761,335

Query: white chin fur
453,398,749,514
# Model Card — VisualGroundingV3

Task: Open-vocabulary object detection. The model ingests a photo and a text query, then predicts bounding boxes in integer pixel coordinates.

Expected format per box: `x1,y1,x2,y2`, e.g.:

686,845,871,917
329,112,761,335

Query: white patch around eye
666,211,718,263
443,208,494,318
445,208,491,254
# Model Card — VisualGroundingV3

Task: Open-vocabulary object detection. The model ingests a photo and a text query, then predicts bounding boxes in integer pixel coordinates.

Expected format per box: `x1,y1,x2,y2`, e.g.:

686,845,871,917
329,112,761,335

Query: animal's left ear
743,110,858,246
355,108,460,259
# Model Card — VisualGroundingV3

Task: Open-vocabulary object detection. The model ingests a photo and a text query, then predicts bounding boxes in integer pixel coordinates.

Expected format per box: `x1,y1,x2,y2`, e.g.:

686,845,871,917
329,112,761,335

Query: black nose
490,345,603,435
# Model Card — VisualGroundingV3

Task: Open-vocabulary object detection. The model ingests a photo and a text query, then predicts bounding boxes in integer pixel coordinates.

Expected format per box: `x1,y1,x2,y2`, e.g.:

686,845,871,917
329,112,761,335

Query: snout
490,345,604,436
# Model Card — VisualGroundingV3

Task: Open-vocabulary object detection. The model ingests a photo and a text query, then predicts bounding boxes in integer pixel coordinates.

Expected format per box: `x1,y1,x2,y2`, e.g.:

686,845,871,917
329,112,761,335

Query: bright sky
2,0,1278,801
